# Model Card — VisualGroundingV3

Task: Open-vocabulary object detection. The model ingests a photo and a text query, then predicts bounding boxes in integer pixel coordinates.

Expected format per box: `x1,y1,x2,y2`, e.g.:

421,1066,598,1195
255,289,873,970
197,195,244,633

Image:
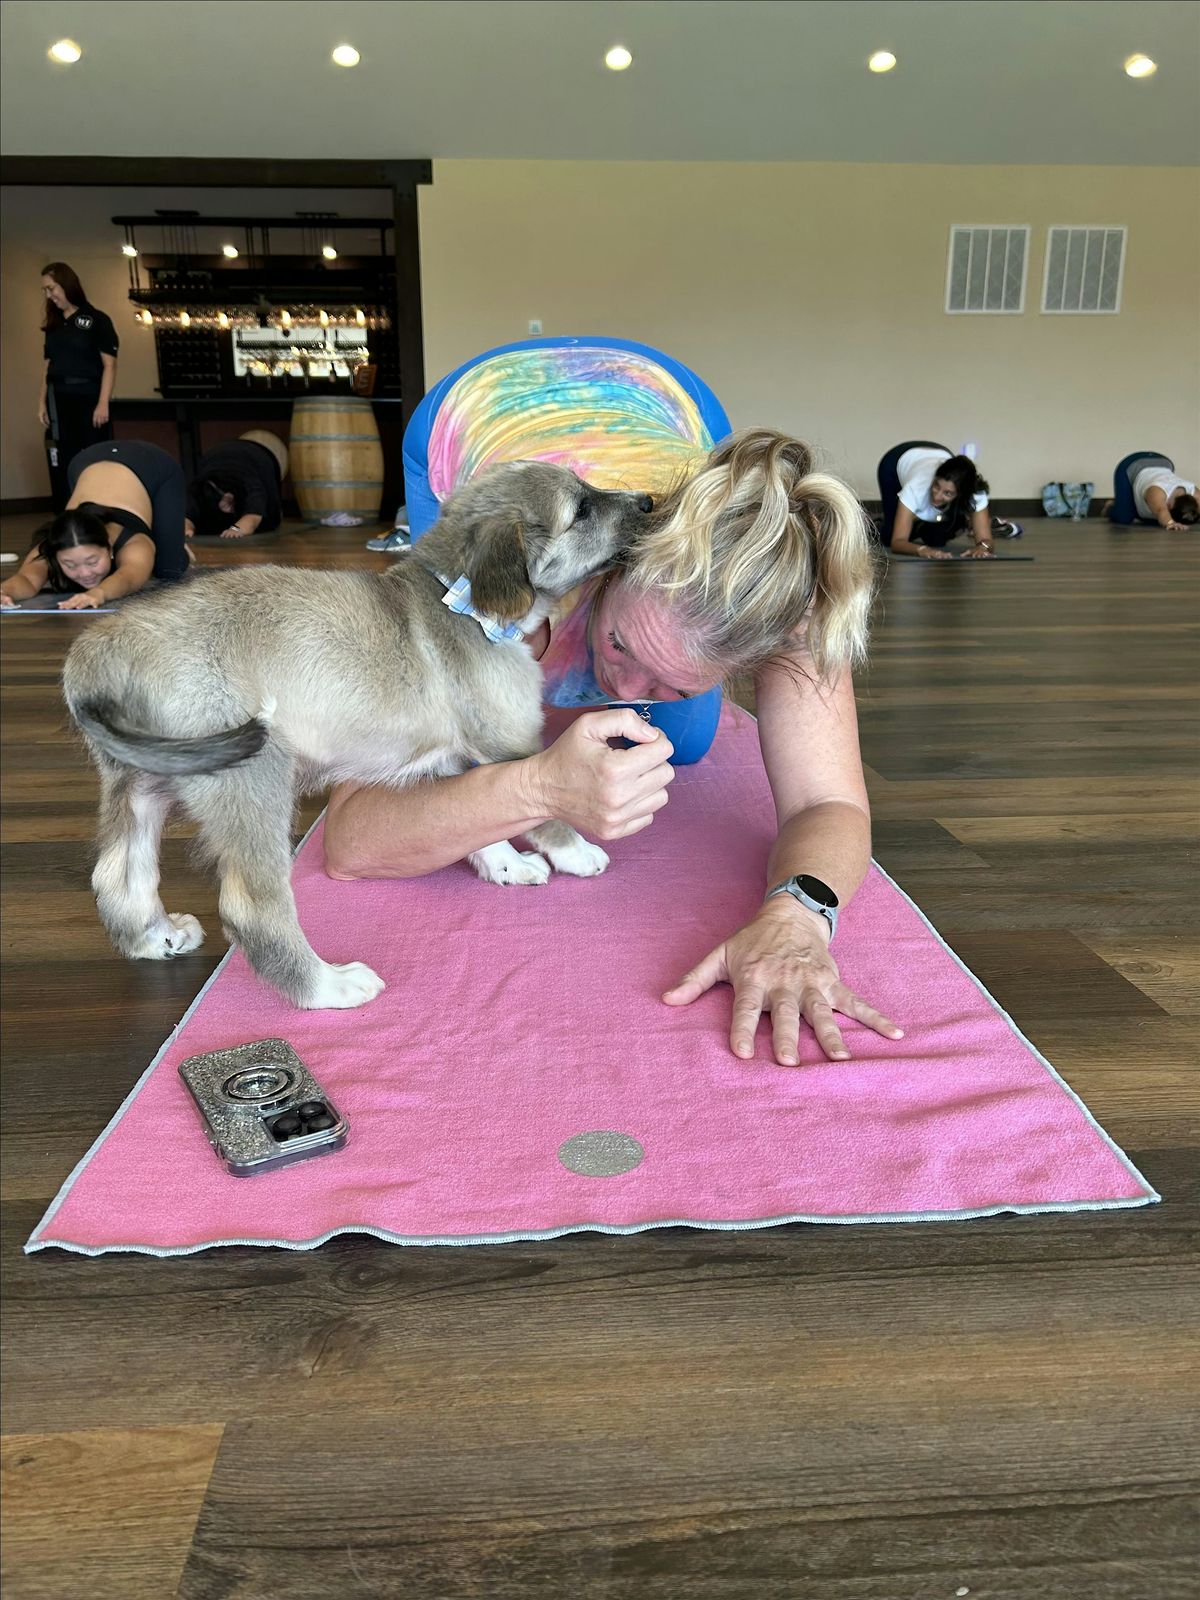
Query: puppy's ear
464,514,536,621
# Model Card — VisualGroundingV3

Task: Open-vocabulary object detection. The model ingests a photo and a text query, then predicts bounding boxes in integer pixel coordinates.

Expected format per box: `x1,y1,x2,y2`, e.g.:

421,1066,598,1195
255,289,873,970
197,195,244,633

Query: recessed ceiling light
605,46,633,71
48,39,82,64
331,43,360,67
121,243,138,258
222,244,240,259
868,50,897,73
321,245,338,260
1124,54,1157,78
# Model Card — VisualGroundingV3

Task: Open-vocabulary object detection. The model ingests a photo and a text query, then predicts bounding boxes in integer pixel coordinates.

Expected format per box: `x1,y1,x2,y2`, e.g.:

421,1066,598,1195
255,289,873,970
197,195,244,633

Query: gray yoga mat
885,550,1035,562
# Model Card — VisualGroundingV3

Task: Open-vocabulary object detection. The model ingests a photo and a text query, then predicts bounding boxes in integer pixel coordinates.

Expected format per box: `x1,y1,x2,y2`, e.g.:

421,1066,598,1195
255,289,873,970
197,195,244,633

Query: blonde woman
324,429,902,1067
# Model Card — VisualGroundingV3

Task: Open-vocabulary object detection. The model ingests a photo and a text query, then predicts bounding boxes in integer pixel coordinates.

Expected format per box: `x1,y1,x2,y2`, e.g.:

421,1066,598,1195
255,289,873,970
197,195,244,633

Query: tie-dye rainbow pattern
427,346,716,503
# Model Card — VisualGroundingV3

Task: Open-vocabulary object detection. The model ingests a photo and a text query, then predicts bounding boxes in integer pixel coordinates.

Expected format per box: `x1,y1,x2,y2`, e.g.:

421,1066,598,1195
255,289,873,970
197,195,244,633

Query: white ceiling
2,0,1198,166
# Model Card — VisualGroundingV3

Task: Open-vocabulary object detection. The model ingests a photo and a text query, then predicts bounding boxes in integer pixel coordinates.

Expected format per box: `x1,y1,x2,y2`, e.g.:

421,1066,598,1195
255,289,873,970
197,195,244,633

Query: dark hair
1173,492,1199,525
191,475,247,537
40,262,88,332
932,455,991,535
31,508,113,592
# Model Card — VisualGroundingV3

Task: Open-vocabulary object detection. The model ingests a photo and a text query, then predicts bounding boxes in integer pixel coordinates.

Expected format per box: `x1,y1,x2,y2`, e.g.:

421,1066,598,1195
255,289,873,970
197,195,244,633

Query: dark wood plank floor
2,518,1197,1600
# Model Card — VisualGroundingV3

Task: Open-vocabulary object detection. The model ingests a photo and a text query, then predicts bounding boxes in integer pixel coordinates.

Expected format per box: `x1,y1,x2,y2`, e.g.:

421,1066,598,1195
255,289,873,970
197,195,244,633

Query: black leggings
67,441,189,581
876,439,953,547
47,386,112,512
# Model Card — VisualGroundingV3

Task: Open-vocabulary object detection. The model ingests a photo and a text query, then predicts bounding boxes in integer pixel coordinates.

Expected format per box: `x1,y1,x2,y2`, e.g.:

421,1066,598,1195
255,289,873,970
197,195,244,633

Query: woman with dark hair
1,441,188,610
876,441,1016,559
1103,452,1198,531
185,431,288,539
38,262,120,510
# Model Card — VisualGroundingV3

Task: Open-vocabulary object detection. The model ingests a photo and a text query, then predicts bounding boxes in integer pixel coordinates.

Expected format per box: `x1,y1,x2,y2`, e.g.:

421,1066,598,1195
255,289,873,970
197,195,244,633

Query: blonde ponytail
626,428,877,680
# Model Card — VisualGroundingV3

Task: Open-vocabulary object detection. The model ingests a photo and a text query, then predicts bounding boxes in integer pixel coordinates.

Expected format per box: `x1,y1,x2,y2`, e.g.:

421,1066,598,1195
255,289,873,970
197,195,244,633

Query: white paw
131,913,205,959
541,838,610,877
304,961,386,1010
164,913,205,953
469,843,552,886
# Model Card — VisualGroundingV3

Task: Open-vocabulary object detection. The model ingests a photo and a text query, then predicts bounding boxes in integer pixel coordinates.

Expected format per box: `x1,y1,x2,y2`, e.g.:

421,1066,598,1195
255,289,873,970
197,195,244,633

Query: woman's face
930,477,958,510
58,542,113,588
41,276,73,312
592,580,720,702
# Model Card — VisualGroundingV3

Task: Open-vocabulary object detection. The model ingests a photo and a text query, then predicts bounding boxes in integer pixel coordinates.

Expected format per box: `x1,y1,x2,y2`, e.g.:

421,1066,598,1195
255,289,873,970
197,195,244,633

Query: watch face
793,874,838,908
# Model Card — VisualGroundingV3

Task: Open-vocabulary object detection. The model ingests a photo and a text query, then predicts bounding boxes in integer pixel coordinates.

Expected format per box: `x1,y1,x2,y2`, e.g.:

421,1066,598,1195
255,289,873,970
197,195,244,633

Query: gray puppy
63,462,652,1008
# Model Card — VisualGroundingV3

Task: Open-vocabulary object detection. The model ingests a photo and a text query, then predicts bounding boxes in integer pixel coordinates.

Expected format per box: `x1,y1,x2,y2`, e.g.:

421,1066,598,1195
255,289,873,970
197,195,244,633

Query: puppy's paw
469,843,552,886
523,822,610,878
542,838,610,877
304,961,386,1010
130,913,205,960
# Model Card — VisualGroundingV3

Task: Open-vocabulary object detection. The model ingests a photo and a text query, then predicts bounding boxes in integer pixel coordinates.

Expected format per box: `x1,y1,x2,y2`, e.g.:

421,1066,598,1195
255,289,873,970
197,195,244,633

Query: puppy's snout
635,494,654,514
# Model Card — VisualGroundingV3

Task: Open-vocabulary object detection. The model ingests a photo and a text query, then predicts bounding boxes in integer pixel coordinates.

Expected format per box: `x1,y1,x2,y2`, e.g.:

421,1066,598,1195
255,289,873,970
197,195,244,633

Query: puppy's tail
71,697,271,776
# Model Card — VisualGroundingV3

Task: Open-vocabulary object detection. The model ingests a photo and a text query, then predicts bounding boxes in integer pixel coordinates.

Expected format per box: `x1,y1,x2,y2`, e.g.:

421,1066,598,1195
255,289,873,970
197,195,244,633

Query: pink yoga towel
28,707,1156,1255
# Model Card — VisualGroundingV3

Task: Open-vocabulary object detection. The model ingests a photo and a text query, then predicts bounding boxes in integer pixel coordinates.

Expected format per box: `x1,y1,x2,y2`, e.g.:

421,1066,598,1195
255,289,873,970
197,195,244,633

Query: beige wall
4,164,1198,501
419,160,1200,498
0,185,386,500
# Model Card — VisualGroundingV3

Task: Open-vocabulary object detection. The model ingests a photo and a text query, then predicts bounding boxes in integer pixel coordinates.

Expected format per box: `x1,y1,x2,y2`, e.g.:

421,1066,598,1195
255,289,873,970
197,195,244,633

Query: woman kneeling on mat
1103,452,1198,531
877,440,1009,559
185,431,288,540
324,428,904,1068
0,440,189,610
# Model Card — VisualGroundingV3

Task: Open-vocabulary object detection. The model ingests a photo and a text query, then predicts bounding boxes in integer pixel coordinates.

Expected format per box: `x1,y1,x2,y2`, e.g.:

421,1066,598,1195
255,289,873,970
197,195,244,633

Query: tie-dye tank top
538,579,612,708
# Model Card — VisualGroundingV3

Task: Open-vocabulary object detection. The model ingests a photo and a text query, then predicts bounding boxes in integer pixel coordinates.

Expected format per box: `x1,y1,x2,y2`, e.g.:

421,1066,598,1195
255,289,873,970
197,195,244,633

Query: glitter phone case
179,1038,348,1177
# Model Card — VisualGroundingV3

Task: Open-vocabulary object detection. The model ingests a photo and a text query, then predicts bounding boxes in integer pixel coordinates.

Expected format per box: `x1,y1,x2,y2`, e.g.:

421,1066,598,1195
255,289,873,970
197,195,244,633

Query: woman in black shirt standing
38,262,119,510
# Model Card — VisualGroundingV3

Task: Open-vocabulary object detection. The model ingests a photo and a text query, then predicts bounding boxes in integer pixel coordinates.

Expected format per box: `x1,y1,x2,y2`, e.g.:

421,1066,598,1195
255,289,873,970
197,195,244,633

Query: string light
49,39,82,64
217,312,230,329
318,309,330,326
321,245,338,260
179,310,191,327
604,46,632,70
331,43,360,67
121,243,139,258
868,50,897,73
1124,54,1157,78
354,308,366,326
222,244,240,259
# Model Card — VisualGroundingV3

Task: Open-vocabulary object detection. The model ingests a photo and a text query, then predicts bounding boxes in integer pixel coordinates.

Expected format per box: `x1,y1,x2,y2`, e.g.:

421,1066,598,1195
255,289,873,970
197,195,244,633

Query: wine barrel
289,398,383,521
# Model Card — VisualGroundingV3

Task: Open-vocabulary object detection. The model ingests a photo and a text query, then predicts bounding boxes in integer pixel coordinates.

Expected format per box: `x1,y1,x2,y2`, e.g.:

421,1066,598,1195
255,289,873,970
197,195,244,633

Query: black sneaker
991,518,1023,539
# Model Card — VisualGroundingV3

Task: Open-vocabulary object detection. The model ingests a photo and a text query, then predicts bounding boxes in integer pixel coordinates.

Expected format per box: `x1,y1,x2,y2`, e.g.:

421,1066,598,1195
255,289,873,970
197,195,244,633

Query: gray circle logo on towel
558,1131,645,1177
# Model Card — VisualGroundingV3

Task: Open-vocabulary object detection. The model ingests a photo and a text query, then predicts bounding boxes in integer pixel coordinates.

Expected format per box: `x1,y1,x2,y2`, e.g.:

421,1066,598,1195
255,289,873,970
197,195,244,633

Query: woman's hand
1163,519,1188,532
962,543,994,559
57,588,107,611
918,546,953,560
1,592,15,608
221,525,251,539
524,709,675,841
663,897,903,1065
38,401,50,428
92,402,109,428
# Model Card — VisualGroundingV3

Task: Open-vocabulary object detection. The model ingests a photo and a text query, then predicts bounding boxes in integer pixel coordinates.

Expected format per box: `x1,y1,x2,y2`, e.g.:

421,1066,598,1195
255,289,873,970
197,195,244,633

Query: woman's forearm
99,359,116,406
95,567,140,602
324,760,552,880
1,570,42,602
764,800,872,936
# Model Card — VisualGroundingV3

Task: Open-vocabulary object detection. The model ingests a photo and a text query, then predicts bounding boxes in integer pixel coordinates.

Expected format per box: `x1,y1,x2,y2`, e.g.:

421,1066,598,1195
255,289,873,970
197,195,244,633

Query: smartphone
179,1038,348,1177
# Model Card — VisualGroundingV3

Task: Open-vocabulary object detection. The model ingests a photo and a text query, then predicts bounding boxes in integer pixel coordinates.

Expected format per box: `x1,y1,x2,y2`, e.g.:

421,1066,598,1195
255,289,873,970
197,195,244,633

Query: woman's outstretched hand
663,897,904,1065
57,588,107,610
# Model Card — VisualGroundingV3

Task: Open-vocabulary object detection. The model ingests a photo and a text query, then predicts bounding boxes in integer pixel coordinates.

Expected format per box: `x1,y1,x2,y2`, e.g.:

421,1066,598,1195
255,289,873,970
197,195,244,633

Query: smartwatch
764,873,839,939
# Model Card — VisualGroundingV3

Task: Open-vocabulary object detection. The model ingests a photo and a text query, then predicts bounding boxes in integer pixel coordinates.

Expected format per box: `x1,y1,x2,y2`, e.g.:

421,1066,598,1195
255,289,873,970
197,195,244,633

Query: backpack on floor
1042,481,1095,518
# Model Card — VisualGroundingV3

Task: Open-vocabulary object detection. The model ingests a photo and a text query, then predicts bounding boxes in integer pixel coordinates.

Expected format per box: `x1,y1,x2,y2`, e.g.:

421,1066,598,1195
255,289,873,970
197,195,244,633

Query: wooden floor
1,518,1197,1600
